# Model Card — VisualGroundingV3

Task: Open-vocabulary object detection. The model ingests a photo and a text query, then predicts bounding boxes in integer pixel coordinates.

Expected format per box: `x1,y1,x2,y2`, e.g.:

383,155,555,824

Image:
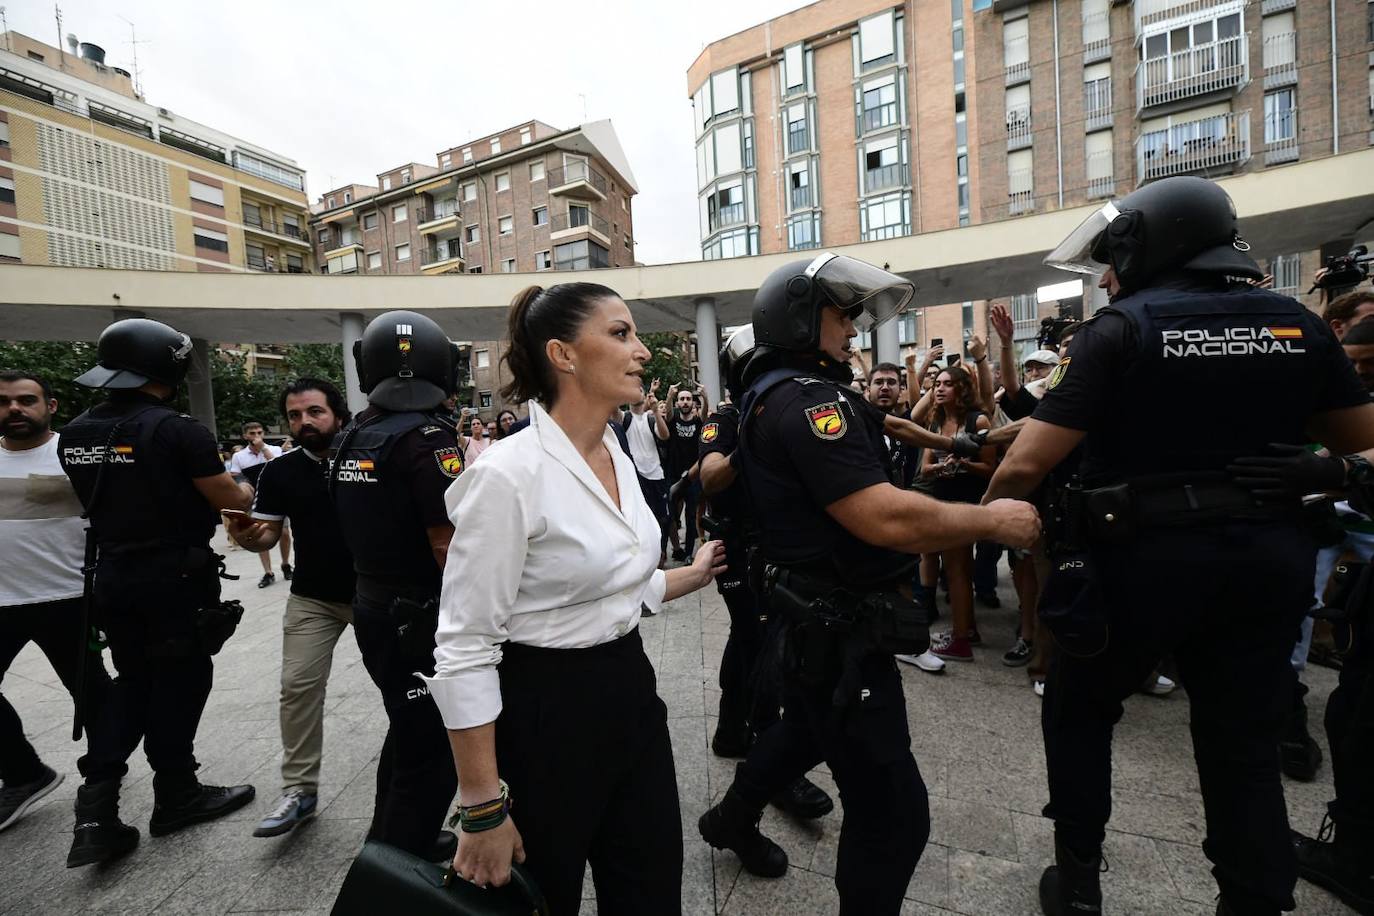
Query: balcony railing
1264,108,1298,165
861,102,897,132
1005,38,1030,85
1136,109,1250,183
422,241,464,266
416,207,460,224
865,163,908,193
244,214,277,235
1084,78,1113,131
1008,180,1034,215
551,209,611,237
1135,0,1234,35
548,162,608,197
324,234,362,251
1137,33,1247,110
1006,108,1032,150
280,223,303,240
790,184,812,210
708,203,746,232
246,253,275,272
1082,11,1111,63
787,123,809,155
1085,151,1114,198
1262,32,1296,89
1261,0,1295,12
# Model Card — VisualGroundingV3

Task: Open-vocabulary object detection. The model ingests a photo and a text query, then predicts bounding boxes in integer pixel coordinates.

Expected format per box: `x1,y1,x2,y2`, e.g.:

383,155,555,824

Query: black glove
1227,443,1346,499
950,430,987,459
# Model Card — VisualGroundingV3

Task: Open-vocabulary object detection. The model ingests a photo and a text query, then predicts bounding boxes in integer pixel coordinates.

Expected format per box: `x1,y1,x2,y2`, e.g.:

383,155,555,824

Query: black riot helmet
75,317,194,390
719,325,755,402
354,310,458,412
1045,175,1261,292
751,252,913,354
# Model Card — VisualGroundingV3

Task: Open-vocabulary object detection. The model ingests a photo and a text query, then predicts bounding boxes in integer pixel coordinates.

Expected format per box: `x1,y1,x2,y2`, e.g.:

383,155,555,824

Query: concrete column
874,314,900,368
187,338,217,440
340,312,367,414
1086,275,1110,316
694,298,721,409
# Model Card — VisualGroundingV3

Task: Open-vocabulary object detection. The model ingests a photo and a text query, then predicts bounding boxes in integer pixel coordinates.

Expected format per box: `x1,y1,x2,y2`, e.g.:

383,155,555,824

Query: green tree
639,331,694,393
0,340,103,424
208,350,282,440
282,343,346,388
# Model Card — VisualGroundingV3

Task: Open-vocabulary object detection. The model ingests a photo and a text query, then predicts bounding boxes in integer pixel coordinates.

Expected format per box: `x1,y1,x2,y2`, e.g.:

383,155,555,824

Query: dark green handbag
330,840,550,916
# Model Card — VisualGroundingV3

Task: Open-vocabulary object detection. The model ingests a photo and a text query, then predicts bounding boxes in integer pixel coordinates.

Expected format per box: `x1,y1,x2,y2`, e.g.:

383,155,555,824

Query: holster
1316,561,1374,659
391,595,440,664
196,600,245,655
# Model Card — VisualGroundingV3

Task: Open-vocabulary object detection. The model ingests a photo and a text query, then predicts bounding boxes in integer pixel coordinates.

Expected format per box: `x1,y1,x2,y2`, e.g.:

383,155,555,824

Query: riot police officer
698,254,1039,914
330,310,462,860
983,176,1374,916
58,318,257,867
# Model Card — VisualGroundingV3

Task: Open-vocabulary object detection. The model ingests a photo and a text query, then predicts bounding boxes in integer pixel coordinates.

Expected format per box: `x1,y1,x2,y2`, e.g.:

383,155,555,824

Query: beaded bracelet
452,780,513,833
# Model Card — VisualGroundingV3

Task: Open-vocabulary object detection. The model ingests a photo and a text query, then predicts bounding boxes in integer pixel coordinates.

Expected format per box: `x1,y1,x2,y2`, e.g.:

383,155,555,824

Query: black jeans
0,598,128,784
1324,616,1374,833
734,647,929,916
496,628,682,916
716,540,764,736
670,481,698,557
1042,522,1313,911
352,595,456,858
637,475,669,557
96,555,219,792
973,540,1001,597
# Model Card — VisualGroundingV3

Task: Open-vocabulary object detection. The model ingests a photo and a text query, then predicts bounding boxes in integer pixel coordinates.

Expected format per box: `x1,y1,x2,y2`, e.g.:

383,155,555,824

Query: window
554,239,610,271
441,153,452,168
789,163,811,210
535,250,551,270
242,202,262,227
463,148,473,163
1006,83,1031,134
476,349,491,368
702,227,756,260
318,228,331,248
1270,252,1302,297
1262,12,1295,70
862,75,897,131
1083,62,1112,120
711,68,740,117
624,234,632,252
859,11,895,68
1082,0,1109,50
193,227,229,253
367,251,382,270
189,179,224,207
1008,148,1033,212
0,177,16,205
382,176,392,191
787,213,820,250
533,206,548,226
327,196,336,209
434,197,459,219
520,127,532,145
501,258,515,273
530,160,545,182
235,151,304,191
706,181,745,231
465,225,480,243
282,215,300,238
344,191,352,203
864,137,903,192
860,192,908,241
716,121,743,174
479,391,493,409
286,253,303,273
784,44,805,92
491,138,501,155
26,51,43,62
0,120,9,146
395,243,411,261
621,194,629,212
463,182,477,202
1264,89,1295,143
469,266,482,274
495,171,511,193
392,204,407,223
363,212,378,230
244,244,264,268
499,215,513,235
1085,129,1114,196
569,203,590,227
1004,16,1030,77
786,104,808,154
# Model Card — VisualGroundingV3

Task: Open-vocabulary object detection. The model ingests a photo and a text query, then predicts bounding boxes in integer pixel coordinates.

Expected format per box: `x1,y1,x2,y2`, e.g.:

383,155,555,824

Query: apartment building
309,119,639,416
0,32,313,279
688,0,1373,363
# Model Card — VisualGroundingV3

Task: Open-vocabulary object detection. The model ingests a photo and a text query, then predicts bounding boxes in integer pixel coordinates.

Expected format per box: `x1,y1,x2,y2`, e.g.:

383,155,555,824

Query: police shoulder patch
419,425,443,437
701,422,719,444
1046,357,1071,390
804,401,846,440
434,447,464,478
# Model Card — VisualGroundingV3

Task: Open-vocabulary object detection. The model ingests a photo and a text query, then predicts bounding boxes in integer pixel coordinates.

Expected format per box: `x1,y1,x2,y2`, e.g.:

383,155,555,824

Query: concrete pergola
2,148,1372,434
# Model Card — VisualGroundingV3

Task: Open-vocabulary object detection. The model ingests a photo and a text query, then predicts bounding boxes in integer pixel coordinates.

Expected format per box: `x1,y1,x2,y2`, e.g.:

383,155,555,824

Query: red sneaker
930,633,974,661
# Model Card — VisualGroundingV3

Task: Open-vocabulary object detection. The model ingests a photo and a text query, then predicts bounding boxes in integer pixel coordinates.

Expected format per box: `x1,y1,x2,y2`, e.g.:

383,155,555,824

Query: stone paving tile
0,535,1357,914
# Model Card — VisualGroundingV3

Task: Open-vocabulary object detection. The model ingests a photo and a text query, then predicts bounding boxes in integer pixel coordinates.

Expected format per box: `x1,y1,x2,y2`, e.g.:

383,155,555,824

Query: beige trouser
280,593,353,794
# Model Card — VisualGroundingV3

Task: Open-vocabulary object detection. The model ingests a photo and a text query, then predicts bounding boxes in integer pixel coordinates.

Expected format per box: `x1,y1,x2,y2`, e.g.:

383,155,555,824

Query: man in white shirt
228,421,291,588
624,380,671,564
0,371,126,832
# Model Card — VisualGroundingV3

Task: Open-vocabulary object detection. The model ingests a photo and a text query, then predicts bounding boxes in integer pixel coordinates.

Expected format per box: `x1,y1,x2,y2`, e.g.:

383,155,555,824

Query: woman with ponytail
424,283,725,913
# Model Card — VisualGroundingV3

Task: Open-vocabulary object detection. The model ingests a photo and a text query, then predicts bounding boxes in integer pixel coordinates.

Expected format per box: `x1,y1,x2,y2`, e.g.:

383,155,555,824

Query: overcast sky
6,0,805,265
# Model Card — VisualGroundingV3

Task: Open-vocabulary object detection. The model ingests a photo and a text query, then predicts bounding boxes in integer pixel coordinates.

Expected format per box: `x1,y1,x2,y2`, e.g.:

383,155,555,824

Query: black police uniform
331,406,462,857
58,392,228,798
1032,280,1368,912
732,369,929,915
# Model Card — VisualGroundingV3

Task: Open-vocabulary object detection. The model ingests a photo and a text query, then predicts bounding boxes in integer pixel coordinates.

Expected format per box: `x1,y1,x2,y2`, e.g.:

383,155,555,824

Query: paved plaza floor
0,533,1357,915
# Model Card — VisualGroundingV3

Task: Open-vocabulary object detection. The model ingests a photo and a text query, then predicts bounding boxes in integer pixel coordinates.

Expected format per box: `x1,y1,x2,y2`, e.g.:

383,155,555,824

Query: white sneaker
896,650,946,674
1033,680,1045,697
1142,674,1176,697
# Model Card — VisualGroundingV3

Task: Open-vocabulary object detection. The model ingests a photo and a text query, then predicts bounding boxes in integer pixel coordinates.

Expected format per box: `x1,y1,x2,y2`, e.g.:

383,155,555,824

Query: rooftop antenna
117,15,147,97
54,3,64,70
0,9,10,52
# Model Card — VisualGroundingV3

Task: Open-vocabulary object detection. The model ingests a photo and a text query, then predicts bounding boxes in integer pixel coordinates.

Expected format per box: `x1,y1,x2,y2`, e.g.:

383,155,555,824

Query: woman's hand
968,334,988,361
452,818,526,889
692,540,727,587
989,304,1014,344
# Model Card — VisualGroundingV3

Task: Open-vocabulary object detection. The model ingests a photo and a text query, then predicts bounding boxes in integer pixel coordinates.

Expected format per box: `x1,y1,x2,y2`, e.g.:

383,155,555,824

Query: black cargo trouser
1323,609,1374,835
352,594,456,858
1042,522,1314,912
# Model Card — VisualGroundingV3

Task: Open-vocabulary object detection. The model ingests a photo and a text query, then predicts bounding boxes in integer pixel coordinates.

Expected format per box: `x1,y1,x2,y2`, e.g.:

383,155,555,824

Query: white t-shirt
229,443,281,475
0,436,86,606
624,411,664,481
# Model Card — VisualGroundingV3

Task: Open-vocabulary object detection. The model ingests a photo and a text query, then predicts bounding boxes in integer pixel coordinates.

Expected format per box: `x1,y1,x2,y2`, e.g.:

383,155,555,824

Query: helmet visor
720,325,755,366
1044,202,1120,275
808,253,914,332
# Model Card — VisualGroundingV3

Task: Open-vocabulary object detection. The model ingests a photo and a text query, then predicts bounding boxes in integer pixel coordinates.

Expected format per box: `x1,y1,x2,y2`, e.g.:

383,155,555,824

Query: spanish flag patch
1268,327,1303,340
701,422,719,444
804,402,846,440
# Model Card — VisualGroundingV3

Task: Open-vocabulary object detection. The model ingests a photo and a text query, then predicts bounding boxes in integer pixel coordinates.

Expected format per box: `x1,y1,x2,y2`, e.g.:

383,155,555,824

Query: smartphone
221,509,249,520
947,353,962,367
930,337,943,349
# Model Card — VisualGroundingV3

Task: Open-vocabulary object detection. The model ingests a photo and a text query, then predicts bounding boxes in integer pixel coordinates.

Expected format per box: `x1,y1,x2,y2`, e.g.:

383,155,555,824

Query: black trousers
1324,615,1374,832
95,555,218,793
638,475,670,557
1042,523,1313,912
496,628,682,916
0,598,127,784
716,541,764,735
670,482,698,557
352,596,456,858
734,646,930,916
973,540,1001,597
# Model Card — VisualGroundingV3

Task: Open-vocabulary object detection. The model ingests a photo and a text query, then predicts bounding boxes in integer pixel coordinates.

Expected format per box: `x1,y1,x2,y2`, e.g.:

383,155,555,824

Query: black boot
67,779,139,868
149,782,256,837
1279,679,1322,782
770,776,834,820
698,788,787,878
1039,836,1102,916
711,718,753,759
1294,810,1374,915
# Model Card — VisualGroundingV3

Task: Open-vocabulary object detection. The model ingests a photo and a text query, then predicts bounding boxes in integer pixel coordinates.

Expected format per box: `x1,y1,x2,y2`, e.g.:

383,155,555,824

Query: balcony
280,223,304,240
1082,12,1111,64
548,162,608,200
1136,109,1250,184
420,241,465,273
861,101,898,134
1005,39,1030,85
1006,108,1033,151
1262,32,1296,89
787,123,809,155
865,163,908,193
1264,108,1298,166
1137,33,1247,110
790,184,812,210
243,214,278,235
1008,182,1034,215
550,209,611,242
707,202,746,233
246,252,276,272
1135,0,1234,35
1084,78,1113,131
322,234,363,257
416,207,461,235
1086,151,1114,199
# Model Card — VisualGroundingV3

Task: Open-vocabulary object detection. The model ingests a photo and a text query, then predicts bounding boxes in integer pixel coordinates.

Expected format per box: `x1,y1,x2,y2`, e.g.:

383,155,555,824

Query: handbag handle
438,864,550,916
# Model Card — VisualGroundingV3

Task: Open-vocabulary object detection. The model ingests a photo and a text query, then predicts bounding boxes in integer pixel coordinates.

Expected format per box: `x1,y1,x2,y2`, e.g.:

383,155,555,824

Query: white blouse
422,400,668,731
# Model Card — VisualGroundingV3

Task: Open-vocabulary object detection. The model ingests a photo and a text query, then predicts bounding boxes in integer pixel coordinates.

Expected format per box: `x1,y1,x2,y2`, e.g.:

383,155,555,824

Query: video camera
1310,245,1373,294
1037,316,1078,350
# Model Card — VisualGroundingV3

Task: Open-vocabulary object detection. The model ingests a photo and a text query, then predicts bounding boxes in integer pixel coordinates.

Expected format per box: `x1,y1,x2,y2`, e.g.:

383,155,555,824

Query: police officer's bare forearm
828,481,1038,553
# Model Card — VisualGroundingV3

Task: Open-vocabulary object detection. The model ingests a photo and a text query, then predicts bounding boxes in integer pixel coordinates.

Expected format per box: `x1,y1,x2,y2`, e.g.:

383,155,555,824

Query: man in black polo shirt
225,379,356,838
